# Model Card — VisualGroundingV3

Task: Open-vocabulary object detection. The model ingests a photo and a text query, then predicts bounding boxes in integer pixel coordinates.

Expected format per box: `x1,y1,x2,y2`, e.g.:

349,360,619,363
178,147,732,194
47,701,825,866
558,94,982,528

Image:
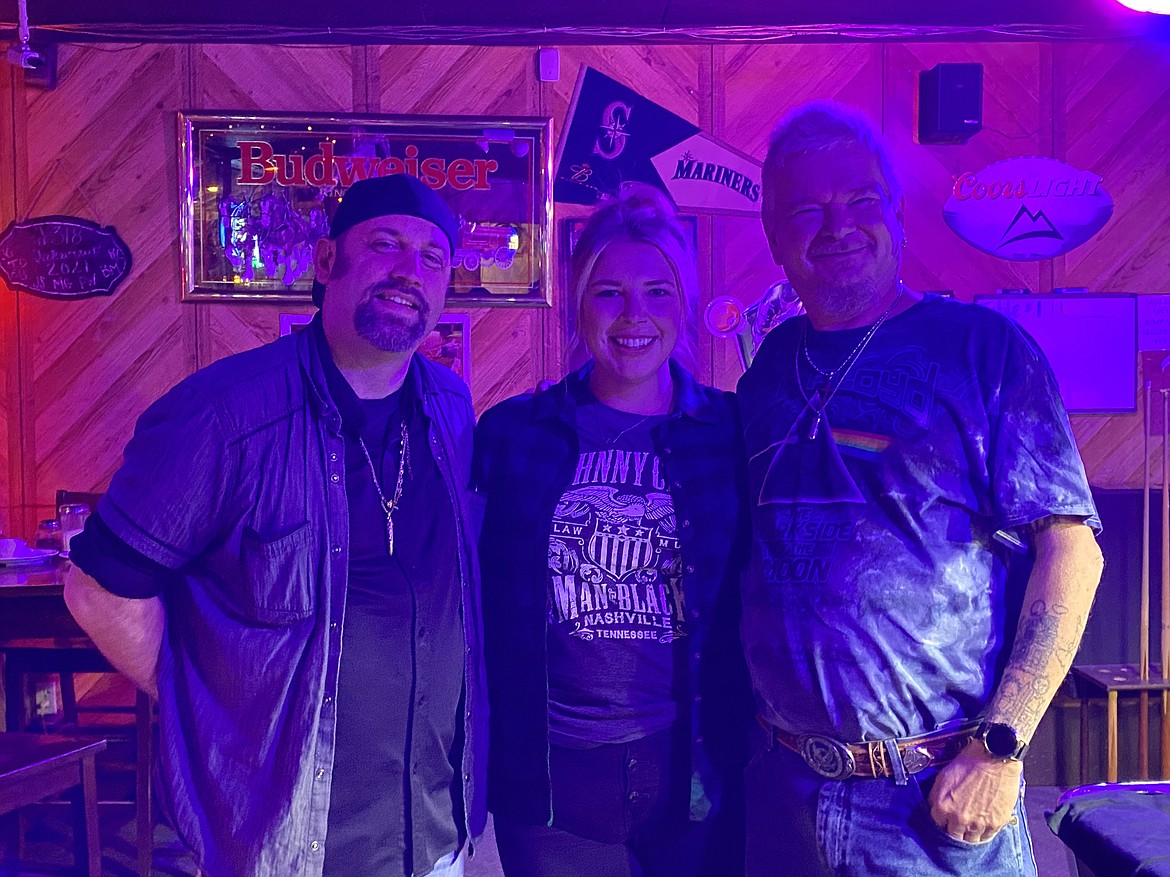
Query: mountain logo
999,205,1064,248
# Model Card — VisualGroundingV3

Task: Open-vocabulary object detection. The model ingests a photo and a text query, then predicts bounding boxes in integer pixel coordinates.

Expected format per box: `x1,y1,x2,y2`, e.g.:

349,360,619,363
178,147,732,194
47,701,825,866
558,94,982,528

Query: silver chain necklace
795,281,904,440
607,414,657,447
357,419,411,555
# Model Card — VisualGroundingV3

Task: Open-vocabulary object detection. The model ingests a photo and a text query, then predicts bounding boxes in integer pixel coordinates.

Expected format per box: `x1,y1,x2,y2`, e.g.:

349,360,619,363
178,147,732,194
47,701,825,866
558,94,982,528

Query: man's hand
926,740,1022,844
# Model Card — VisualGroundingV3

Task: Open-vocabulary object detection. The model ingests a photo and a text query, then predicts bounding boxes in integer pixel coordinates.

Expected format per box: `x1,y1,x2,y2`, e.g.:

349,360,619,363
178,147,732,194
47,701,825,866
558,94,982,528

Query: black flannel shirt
474,361,754,826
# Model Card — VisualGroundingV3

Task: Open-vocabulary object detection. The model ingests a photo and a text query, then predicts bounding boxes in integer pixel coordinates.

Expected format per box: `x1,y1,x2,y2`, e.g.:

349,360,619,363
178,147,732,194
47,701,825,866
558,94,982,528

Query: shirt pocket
238,521,316,625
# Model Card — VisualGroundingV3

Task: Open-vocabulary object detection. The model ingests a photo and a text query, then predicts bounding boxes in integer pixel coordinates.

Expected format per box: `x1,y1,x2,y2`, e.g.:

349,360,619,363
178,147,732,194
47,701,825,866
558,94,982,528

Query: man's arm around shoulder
64,564,164,701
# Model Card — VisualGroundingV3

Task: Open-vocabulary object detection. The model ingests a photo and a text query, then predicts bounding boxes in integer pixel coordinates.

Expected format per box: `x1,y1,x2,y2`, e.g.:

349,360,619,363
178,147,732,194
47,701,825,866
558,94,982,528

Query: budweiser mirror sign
178,111,553,305
943,157,1113,261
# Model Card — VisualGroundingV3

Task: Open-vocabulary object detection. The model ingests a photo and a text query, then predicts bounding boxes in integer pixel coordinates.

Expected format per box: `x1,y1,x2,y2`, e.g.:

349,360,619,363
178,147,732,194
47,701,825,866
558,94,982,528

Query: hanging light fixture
5,0,47,69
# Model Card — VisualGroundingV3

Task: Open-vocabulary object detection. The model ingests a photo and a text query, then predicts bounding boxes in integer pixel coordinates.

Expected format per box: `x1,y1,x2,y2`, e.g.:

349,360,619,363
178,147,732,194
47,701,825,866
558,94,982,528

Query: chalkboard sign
0,215,132,300
975,294,1136,413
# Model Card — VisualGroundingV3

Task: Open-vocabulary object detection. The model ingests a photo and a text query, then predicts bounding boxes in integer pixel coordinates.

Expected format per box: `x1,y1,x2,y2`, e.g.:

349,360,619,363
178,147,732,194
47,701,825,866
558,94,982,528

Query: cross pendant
383,500,396,556
807,386,828,440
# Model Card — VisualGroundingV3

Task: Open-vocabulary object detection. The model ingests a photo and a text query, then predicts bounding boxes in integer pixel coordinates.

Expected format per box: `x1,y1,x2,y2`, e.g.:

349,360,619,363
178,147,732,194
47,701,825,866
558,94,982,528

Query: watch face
984,723,1020,758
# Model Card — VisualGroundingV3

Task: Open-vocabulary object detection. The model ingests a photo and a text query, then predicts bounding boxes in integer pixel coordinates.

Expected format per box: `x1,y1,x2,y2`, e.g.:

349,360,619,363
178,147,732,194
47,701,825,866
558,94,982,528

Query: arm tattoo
1016,600,1065,674
993,600,1087,733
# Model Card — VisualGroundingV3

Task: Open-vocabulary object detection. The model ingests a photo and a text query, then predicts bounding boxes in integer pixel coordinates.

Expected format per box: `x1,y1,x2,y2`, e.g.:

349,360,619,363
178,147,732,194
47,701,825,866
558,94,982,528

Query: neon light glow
1115,0,1170,12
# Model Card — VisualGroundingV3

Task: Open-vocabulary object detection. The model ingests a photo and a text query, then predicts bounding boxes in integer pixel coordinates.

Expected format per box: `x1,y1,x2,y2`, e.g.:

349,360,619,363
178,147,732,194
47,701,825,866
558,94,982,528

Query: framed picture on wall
278,313,313,336
178,111,554,306
420,314,471,384
975,293,1137,413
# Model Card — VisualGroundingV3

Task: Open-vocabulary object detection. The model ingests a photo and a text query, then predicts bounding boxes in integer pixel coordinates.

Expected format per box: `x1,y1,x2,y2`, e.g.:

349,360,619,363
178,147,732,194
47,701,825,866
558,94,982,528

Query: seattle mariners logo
594,101,633,160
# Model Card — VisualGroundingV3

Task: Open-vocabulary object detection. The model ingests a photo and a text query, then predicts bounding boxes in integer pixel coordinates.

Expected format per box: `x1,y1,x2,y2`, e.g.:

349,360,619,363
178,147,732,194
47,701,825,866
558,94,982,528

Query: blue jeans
746,745,1037,877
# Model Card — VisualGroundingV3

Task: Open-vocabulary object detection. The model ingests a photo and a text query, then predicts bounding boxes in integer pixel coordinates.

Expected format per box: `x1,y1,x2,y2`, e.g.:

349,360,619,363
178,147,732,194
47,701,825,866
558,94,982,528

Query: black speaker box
918,63,983,145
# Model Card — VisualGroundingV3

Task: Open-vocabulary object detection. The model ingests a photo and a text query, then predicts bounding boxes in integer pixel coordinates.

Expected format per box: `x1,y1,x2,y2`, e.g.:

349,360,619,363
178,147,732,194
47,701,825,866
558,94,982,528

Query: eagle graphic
555,486,676,533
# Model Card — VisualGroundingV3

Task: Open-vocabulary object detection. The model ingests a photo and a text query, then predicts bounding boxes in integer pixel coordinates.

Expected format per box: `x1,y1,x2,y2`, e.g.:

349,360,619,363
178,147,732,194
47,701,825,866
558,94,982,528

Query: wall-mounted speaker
918,63,982,145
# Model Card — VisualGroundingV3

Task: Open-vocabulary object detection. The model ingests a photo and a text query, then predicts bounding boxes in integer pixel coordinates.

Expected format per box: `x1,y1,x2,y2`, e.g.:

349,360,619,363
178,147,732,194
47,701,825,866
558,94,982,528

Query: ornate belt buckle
799,734,856,779
901,744,933,775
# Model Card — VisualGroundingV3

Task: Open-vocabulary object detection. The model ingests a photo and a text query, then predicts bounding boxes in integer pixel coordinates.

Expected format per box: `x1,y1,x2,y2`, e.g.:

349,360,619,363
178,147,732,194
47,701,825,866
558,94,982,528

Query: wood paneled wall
2,40,1169,536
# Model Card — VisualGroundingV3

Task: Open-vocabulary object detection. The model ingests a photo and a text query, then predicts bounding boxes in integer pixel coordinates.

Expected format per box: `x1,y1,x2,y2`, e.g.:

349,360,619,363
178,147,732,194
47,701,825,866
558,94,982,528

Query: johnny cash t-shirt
546,400,688,747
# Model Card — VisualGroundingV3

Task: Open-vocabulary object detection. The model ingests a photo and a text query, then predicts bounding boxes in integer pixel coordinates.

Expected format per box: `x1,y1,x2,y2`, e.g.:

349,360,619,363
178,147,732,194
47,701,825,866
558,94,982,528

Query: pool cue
1164,389,1170,777
1139,382,1150,777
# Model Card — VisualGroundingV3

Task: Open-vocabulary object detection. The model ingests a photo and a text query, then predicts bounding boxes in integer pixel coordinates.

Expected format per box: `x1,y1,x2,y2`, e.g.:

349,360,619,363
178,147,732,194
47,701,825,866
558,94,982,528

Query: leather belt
765,721,978,780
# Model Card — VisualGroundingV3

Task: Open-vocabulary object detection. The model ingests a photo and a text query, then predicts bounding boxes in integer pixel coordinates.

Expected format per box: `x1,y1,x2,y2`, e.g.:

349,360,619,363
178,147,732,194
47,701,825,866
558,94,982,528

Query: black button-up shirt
74,314,486,877
321,343,465,877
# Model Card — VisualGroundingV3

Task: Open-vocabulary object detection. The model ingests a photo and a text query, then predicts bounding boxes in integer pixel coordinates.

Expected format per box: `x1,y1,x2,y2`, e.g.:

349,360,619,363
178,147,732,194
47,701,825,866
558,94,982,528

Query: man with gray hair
737,100,1103,875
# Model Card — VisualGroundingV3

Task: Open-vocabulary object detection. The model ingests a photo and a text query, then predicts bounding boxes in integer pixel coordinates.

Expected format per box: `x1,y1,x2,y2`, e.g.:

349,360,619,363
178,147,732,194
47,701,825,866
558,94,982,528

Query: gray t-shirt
546,400,688,747
737,295,1099,741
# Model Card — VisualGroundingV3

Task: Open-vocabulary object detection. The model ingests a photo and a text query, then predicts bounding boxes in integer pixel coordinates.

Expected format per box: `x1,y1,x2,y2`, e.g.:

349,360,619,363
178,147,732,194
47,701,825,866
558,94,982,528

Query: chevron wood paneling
194,45,357,371
1060,42,1170,295
883,42,1045,299
710,43,883,391
11,44,192,529
1,38,1167,534
375,45,546,413
1,62,20,533
1059,41,1170,489
197,44,355,115
376,45,540,118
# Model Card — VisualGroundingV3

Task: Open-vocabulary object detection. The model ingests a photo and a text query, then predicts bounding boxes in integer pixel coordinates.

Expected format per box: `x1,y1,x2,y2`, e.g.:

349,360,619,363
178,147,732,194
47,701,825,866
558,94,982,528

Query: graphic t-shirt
546,400,687,747
737,295,1100,742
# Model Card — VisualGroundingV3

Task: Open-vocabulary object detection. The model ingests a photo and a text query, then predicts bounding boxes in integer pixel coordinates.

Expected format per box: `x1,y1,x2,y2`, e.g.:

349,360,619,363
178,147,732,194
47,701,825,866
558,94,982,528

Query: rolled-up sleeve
70,512,179,599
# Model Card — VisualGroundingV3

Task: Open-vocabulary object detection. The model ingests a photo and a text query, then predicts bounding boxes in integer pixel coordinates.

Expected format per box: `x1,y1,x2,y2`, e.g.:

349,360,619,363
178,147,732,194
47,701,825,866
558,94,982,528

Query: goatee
353,284,430,353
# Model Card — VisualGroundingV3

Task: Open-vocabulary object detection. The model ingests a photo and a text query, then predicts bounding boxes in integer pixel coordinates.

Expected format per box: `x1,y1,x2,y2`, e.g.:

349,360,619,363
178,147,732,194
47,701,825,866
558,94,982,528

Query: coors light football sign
943,156,1113,261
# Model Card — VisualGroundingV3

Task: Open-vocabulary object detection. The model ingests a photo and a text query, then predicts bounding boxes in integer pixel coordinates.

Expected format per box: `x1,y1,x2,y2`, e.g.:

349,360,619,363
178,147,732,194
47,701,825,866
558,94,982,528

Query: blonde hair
568,184,699,372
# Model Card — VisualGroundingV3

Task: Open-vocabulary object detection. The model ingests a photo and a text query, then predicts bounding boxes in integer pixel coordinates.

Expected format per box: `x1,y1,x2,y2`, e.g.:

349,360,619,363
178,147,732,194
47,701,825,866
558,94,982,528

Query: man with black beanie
65,174,487,877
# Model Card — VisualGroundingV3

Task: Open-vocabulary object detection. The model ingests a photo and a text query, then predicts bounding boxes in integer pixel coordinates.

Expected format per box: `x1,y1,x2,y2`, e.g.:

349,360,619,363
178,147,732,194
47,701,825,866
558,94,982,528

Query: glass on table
35,518,64,551
58,503,90,556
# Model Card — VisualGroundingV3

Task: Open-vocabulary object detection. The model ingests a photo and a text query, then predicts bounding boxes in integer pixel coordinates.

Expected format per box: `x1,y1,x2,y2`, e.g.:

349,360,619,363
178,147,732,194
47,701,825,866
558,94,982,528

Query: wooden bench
0,733,107,877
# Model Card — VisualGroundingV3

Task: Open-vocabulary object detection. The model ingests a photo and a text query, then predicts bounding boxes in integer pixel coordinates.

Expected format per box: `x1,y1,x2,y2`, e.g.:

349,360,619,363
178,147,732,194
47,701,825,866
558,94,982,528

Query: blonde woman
475,185,752,876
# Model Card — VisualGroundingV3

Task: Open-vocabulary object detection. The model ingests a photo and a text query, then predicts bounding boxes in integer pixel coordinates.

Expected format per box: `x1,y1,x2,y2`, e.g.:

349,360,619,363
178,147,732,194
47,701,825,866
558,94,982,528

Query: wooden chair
0,732,107,877
54,490,105,514
7,490,156,877
5,649,155,877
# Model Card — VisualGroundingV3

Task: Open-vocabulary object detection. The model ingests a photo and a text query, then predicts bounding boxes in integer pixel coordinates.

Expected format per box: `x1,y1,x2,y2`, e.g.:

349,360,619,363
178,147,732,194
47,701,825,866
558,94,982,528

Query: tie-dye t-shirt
737,295,1099,741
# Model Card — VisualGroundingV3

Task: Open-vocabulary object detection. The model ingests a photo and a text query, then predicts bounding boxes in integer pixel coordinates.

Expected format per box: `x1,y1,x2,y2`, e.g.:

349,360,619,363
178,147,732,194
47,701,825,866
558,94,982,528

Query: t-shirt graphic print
549,458,686,643
544,403,687,745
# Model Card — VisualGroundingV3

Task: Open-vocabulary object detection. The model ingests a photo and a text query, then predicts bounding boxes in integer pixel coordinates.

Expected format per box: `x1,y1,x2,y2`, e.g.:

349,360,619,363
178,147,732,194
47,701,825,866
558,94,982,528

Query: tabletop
0,556,90,649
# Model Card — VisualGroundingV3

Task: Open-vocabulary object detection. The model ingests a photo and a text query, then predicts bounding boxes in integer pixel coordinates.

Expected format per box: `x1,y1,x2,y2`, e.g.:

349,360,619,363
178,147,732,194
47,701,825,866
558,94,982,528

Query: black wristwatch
977,721,1030,761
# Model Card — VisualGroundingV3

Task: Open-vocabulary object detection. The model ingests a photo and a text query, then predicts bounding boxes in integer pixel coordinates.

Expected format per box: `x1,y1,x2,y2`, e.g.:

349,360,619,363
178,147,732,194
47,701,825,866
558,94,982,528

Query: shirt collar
306,316,423,435
535,359,719,424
